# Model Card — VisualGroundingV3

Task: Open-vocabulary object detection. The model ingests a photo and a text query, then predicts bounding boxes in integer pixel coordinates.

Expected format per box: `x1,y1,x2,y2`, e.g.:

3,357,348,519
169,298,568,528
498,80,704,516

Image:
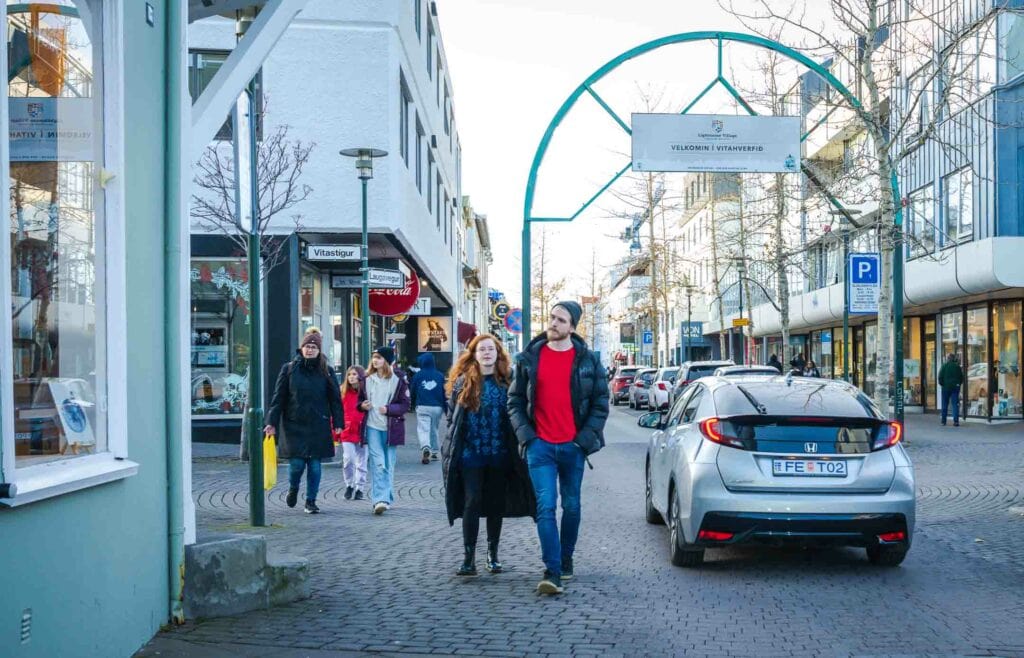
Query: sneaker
561,557,574,581
344,486,354,500
373,502,387,515
421,446,431,465
537,571,564,595
286,488,298,508
353,490,365,501
304,501,320,514
431,452,439,461
954,422,960,427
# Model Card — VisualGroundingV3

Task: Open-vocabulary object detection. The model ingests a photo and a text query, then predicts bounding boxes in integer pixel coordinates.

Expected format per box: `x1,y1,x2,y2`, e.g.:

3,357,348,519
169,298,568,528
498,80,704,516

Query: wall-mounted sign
620,322,636,344
369,269,420,316
631,113,801,173
418,317,452,352
306,244,360,261
732,318,750,327
407,297,432,316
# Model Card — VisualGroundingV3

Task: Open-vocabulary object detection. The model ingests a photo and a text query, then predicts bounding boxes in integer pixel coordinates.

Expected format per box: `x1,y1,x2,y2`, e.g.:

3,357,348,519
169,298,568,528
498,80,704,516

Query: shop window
190,260,251,417
940,310,963,414
942,167,973,245
903,318,922,405
3,0,134,502
909,185,935,256
965,306,989,416
993,301,1022,417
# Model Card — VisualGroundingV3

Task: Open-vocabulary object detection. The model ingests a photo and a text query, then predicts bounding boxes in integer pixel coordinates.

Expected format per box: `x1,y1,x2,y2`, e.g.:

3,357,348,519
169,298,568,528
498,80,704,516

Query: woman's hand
360,401,372,411
378,406,388,415
263,425,275,436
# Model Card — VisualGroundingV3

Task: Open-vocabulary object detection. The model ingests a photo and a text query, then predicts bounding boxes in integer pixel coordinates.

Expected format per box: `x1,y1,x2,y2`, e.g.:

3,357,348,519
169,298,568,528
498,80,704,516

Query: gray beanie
553,300,583,328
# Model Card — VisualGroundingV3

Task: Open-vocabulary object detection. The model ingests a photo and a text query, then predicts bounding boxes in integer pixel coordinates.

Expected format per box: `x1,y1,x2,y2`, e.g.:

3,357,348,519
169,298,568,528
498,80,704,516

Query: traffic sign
849,253,880,314
641,330,653,356
492,300,511,321
504,308,523,334
731,318,750,327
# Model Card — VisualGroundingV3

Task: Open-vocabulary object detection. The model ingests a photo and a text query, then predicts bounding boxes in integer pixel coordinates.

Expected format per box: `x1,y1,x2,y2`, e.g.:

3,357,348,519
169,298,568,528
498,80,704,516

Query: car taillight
656,382,667,391
871,421,903,451
698,530,734,541
877,531,906,543
698,417,745,449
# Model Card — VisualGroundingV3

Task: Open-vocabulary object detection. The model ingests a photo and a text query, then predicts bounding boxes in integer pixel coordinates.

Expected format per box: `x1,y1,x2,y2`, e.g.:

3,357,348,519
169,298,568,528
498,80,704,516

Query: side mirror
637,412,662,430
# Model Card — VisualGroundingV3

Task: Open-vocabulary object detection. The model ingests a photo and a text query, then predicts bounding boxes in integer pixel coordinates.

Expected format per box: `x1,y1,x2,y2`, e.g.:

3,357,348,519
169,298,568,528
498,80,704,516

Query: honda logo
803,442,818,453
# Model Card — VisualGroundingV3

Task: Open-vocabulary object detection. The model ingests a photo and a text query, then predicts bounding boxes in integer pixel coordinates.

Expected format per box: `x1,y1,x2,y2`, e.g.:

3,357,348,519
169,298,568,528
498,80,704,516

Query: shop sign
492,300,510,321
306,244,360,261
821,332,833,355
732,318,750,327
407,297,432,316
369,269,420,316
418,316,452,352
620,322,636,344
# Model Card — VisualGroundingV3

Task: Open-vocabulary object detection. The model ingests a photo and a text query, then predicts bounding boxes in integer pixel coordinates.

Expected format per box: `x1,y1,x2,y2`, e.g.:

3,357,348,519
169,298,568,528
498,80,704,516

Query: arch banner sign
631,113,801,173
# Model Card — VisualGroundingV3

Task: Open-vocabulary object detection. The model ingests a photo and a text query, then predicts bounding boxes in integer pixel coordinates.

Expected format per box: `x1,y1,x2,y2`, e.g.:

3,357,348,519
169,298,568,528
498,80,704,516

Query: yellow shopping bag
263,433,278,490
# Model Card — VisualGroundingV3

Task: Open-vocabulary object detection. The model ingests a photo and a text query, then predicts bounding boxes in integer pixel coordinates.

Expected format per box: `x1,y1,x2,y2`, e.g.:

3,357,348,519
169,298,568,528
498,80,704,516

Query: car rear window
713,380,883,419
713,417,880,454
640,372,656,383
658,369,679,382
686,366,719,379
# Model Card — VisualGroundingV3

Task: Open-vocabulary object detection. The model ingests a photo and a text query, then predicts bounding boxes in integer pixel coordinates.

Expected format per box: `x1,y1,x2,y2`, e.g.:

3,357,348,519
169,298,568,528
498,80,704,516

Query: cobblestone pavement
137,411,1024,658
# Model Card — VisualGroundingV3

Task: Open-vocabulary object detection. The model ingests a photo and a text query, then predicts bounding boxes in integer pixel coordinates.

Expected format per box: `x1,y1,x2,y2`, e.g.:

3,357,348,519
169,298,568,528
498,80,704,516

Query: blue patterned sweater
461,376,509,468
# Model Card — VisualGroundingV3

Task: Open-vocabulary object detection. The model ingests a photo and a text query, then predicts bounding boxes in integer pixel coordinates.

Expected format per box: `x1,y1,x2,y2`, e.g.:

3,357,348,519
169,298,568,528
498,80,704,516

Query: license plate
772,459,848,477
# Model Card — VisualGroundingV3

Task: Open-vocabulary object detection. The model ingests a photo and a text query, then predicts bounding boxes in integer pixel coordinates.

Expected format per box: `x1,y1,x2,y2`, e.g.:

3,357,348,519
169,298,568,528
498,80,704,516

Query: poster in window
418,317,452,352
47,378,95,449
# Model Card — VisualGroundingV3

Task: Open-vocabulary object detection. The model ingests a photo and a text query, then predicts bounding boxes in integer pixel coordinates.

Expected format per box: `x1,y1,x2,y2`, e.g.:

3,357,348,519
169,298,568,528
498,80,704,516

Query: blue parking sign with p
850,253,879,284
848,253,880,314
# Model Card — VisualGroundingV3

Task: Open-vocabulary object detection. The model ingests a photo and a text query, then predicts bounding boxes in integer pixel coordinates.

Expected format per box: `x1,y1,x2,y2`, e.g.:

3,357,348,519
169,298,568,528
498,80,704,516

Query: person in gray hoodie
411,352,447,463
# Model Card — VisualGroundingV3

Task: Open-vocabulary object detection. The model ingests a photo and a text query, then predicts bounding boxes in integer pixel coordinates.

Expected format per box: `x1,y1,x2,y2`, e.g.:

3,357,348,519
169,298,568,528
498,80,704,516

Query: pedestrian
790,352,807,373
443,334,536,576
338,365,368,501
264,328,344,514
804,360,821,378
508,300,610,595
767,354,783,373
360,346,411,515
938,353,964,427
411,352,446,464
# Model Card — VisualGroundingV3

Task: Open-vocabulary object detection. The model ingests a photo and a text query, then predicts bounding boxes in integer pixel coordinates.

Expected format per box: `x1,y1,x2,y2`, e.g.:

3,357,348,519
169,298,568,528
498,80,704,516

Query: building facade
459,196,492,343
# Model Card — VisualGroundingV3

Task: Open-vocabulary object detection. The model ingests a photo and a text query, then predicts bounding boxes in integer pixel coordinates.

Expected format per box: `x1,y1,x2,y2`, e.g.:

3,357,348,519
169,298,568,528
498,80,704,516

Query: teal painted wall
0,2,171,656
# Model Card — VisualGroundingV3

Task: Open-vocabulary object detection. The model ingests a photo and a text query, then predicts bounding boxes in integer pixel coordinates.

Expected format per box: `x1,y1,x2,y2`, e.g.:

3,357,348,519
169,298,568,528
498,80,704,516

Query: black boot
456,546,478,576
486,540,503,573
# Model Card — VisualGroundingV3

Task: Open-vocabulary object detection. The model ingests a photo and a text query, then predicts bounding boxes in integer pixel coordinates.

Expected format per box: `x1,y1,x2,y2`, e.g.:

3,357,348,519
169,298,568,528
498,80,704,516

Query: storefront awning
457,321,478,345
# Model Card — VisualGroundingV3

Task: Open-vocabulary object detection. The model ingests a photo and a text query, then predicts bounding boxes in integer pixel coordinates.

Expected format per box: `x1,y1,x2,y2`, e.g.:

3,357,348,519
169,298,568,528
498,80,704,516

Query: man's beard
546,327,570,341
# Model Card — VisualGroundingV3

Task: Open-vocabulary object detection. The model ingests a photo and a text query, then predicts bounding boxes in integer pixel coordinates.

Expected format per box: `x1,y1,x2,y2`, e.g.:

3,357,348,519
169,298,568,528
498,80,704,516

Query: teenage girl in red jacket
338,366,368,500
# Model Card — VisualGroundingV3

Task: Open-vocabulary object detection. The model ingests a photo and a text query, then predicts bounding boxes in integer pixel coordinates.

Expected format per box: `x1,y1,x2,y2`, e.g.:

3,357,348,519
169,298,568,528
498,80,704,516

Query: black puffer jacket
441,376,536,526
266,355,344,460
507,333,609,456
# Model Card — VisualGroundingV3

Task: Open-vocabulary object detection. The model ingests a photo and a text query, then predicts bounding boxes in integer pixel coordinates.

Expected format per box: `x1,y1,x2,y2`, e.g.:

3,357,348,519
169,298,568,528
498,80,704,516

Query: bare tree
531,225,566,335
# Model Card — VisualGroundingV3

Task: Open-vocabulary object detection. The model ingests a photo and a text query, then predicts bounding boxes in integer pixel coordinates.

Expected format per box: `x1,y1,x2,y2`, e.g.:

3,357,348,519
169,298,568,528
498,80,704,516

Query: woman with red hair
442,334,535,576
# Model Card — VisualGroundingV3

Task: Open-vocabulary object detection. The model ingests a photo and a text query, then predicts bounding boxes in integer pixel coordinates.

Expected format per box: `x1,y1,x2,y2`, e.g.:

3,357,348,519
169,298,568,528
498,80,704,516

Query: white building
460,196,492,344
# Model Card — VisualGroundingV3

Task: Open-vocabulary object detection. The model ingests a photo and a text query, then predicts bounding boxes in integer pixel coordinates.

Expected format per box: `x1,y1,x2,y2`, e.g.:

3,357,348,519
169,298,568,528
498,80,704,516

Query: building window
942,167,973,245
436,174,442,229
909,184,935,256
415,116,424,193
188,50,263,142
399,71,411,167
444,192,450,243
436,59,442,106
907,65,930,138
4,0,134,497
427,22,434,78
993,301,1022,417
941,17,997,117
427,152,434,210
903,317,922,405
999,10,1024,83
414,0,421,40
190,260,251,418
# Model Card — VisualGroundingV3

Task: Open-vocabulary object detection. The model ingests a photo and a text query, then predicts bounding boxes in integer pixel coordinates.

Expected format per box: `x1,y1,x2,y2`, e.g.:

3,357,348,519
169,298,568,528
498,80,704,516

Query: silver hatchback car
640,375,915,568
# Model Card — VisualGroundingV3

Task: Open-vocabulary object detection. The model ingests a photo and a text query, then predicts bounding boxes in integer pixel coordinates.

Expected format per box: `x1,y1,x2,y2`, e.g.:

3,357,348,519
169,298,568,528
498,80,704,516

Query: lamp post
829,208,862,382
340,147,388,366
684,285,695,363
736,260,746,365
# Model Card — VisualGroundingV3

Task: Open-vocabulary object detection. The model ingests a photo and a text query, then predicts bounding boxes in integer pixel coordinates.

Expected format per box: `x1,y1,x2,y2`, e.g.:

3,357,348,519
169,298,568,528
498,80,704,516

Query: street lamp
340,147,388,366
684,285,695,364
829,208,862,383
736,259,747,366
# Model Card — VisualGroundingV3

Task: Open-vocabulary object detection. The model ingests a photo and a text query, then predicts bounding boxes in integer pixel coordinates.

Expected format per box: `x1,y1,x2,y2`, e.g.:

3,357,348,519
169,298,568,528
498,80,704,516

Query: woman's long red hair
446,334,511,412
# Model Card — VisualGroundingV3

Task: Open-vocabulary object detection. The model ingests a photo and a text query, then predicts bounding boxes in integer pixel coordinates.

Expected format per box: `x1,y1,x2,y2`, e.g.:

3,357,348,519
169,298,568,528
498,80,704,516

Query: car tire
645,463,664,525
668,487,704,567
629,398,635,409
866,545,907,567
613,396,620,406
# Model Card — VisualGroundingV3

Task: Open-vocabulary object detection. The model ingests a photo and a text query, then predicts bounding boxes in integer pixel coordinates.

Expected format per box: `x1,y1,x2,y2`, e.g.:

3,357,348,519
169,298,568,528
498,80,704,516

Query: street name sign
732,318,750,327
849,253,880,314
307,244,360,261
631,114,801,173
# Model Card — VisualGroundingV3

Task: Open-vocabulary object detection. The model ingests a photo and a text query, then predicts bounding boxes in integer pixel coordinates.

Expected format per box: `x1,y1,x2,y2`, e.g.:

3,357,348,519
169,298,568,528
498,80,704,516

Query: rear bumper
697,511,910,549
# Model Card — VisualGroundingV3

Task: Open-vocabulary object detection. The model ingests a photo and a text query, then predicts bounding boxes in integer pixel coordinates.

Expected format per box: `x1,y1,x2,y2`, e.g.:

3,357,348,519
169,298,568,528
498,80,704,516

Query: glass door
924,318,937,410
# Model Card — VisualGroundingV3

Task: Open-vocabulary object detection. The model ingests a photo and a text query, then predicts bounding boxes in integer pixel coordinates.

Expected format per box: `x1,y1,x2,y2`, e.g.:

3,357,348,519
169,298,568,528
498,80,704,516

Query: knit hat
374,345,396,365
301,331,322,350
553,300,583,328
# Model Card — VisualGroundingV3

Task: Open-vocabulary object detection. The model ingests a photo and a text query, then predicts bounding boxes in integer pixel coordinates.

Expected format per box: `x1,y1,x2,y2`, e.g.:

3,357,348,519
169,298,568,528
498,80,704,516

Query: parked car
669,360,734,405
647,367,679,411
639,375,914,568
610,366,641,406
628,369,658,410
712,365,780,377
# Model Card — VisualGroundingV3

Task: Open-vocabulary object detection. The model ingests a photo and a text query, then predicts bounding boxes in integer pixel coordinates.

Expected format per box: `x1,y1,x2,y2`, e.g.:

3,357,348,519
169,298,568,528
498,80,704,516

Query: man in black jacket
508,301,609,595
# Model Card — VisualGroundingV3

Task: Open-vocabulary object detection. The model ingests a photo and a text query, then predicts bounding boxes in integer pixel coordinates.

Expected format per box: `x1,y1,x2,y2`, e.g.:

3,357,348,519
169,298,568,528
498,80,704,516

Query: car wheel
668,487,704,567
629,397,635,409
645,462,664,525
866,545,907,567
613,396,620,406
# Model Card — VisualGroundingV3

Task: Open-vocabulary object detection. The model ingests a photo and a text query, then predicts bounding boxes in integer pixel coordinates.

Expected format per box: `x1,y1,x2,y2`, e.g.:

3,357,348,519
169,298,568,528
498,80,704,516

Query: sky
436,0,802,307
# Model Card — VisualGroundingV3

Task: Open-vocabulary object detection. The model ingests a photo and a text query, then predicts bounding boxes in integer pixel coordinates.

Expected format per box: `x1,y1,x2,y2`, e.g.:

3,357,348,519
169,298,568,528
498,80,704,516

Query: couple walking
264,328,409,514
443,301,609,594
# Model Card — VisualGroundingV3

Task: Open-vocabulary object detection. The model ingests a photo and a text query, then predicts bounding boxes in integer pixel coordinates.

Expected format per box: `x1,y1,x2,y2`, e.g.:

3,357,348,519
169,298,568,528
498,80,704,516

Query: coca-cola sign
369,268,420,316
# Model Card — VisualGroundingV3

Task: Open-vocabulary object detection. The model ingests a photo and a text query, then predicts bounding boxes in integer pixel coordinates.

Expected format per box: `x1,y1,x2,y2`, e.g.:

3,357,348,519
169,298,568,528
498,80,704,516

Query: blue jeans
526,439,585,577
288,457,322,503
941,385,961,424
366,427,397,505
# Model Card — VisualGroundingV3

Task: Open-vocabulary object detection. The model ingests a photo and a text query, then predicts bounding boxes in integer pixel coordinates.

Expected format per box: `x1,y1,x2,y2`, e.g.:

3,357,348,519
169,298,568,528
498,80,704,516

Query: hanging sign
849,253,880,314
306,244,360,261
369,268,419,316
631,113,801,173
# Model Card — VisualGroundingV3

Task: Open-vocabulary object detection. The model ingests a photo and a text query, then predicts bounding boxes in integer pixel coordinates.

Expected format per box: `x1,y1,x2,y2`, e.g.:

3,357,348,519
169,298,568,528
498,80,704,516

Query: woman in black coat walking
264,329,344,514
442,334,535,576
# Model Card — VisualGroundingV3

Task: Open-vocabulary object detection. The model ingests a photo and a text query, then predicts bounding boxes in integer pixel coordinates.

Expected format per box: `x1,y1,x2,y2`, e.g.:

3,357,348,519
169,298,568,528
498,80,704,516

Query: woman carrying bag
442,334,535,576
359,346,410,515
264,329,344,514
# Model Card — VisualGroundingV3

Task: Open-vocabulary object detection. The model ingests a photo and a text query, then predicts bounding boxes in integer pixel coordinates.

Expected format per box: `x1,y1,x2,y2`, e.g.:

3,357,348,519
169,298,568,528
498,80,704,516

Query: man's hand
263,425,275,436
378,406,388,415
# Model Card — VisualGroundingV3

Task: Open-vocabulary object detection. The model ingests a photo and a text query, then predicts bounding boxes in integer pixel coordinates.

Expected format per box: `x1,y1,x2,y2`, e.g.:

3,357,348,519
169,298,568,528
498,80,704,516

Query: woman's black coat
266,355,344,460
441,376,536,526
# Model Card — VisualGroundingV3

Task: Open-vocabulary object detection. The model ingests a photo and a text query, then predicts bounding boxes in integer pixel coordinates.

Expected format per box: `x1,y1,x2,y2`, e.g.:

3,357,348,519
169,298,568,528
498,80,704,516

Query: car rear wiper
736,384,767,415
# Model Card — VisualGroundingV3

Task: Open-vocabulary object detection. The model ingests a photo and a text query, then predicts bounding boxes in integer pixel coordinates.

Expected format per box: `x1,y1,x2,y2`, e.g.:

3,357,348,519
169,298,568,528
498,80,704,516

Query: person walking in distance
508,301,609,595
443,335,535,576
265,329,344,514
360,346,410,514
939,353,964,427
411,352,447,464
338,366,368,501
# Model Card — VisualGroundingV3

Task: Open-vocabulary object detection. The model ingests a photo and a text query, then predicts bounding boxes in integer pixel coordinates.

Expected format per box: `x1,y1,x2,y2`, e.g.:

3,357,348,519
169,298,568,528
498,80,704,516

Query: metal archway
521,30,905,420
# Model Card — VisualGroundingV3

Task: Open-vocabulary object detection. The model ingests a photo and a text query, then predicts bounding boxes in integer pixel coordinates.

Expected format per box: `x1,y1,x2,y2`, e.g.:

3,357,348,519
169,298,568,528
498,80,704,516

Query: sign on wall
620,322,636,344
849,253,880,314
418,317,452,352
631,113,801,173
9,97,94,162
407,297,432,316
306,244,360,261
